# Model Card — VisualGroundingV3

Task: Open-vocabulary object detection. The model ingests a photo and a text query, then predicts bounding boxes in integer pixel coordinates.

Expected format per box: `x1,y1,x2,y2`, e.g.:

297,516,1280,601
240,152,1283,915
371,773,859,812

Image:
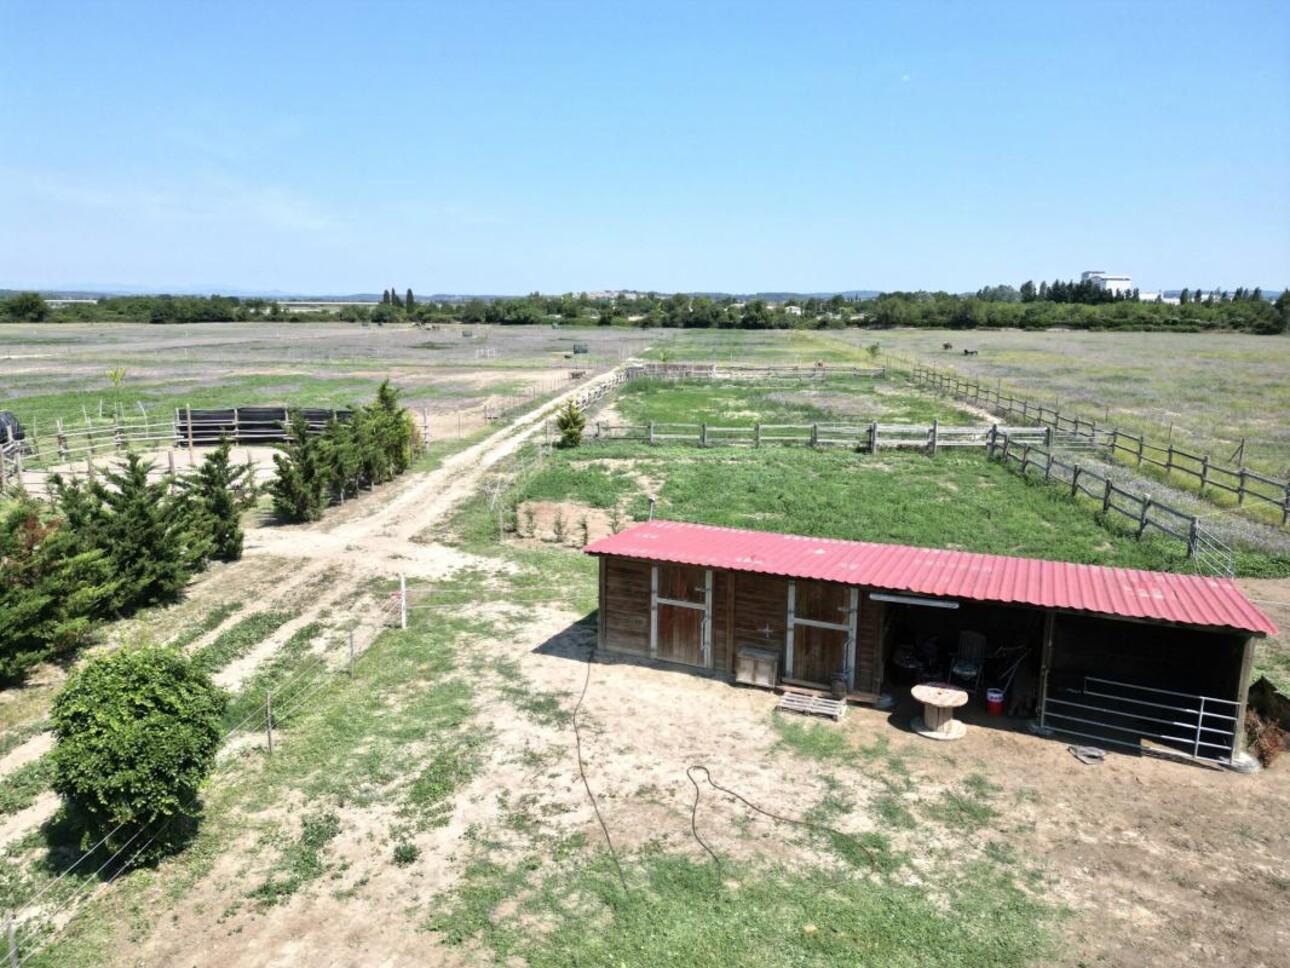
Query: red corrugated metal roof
584,521,1277,636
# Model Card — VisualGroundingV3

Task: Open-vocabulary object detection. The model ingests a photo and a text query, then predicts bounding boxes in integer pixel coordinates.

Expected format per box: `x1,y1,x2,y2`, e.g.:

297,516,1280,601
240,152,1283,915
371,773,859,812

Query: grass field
0,321,644,428
608,376,981,427
839,328,1290,480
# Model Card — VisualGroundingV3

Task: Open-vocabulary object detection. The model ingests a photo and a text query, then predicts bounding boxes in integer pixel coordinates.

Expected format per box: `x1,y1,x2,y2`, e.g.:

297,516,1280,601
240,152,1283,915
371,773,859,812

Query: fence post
700,423,707,447
186,405,194,461
929,418,938,456
1109,429,1118,460
1102,478,1113,514
1045,425,1053,449
113,412,123,451
869,422,878,454
400,574,408,630
1001,434,1011,464
1137,495,1151,538
1166,445,1174,476
1199,455,1209,494
57,417,67,458
266,692,273,755
1071,465,1081,500
1282,488,1289,527
86,457,95,481
1238,469,1247,506
1021,443,1030,473
810,423,818,448
754,422,761,448
1045,450,1053,480
1187,516,1198,558
1137,435,1144,468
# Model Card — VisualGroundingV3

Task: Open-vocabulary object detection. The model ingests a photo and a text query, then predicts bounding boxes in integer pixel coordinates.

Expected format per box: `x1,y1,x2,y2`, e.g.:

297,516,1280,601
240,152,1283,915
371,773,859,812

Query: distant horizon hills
3,285,1284,303
10,285,885,303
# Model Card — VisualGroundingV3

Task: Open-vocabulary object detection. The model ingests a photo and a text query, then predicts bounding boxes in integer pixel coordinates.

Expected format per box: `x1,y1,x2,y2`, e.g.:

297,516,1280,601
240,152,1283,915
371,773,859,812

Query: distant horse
963,348,979,356
942,342,953,350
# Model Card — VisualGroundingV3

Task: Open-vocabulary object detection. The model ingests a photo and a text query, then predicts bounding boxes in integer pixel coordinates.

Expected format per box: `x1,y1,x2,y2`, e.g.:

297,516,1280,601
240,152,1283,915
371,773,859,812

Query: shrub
392,841,421,867
270,381,422,522
554,401,586,448
49,644,227,863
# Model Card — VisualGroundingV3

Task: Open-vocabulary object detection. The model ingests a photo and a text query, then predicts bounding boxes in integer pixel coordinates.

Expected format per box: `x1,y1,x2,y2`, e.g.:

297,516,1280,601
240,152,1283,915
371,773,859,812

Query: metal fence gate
1042,675,1240,765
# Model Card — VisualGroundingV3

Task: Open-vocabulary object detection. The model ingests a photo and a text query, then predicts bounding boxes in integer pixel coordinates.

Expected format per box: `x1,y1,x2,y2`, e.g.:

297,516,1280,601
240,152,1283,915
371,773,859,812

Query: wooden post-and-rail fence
588,420,1049,453
888,355,1289,526
986,428,1229,571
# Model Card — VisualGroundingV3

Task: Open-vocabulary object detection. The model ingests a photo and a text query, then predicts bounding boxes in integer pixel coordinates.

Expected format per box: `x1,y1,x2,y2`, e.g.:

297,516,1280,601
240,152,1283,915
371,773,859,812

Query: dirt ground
119,590,1290,968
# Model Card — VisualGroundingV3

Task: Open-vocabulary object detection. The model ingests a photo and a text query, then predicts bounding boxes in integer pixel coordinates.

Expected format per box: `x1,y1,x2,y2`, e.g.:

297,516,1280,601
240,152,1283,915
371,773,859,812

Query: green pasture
856,328,1290,479
609,377,982,426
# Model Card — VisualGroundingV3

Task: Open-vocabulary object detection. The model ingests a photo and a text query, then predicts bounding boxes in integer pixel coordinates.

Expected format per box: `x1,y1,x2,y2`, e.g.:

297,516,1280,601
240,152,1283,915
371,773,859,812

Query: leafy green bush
49,644,227,863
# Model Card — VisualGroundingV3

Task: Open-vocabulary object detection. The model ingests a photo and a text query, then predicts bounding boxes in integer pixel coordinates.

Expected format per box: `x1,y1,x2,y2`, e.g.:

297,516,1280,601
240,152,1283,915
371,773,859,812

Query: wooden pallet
775,691,847,721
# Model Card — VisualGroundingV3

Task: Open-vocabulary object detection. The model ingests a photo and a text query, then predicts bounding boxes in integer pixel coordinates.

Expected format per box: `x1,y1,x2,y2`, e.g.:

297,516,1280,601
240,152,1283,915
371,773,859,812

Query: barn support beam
703,569,714,669
1231,634,1256,762
1035,611,1056,733
845,588,859,690
649,565,659,658
785,581,796,679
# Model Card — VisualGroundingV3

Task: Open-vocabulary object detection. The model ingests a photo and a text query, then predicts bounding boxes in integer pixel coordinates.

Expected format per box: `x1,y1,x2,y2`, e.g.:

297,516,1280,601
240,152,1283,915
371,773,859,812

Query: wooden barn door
787,581,857,688
652,564,711,668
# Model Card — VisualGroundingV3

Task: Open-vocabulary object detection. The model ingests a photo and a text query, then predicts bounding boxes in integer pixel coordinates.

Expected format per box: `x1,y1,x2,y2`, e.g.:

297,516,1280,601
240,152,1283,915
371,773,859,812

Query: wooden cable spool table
910,682,969,741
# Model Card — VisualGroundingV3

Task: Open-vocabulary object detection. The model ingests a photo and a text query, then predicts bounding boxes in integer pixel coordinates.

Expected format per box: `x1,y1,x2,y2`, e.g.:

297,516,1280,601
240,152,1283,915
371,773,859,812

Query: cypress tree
51,453,207,613
269,412,331,521
178,438,250,561
405,288,415,312
0,501,116,683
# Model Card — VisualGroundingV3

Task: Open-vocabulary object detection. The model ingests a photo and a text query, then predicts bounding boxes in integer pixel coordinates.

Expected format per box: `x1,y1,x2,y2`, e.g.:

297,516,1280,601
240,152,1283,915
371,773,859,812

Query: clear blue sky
2,0,1287,295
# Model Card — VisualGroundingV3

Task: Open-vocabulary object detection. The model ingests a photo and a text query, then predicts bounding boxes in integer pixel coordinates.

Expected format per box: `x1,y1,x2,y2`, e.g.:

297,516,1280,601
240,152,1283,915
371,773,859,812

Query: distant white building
1081,270,1133,296
784,305,803,316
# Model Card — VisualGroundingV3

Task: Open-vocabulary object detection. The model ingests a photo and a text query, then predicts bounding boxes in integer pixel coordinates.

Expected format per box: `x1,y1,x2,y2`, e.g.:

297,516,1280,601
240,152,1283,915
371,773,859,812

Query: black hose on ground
573,645,629,892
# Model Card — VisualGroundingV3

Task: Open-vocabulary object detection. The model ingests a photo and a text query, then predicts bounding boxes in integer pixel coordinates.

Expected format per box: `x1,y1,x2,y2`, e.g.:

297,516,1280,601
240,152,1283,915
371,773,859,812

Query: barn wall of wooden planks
597,555,887,698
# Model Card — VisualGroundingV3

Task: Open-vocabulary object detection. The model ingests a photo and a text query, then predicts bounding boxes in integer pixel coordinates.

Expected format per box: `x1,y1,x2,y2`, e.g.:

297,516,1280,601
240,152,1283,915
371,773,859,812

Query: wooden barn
584,521,1277,767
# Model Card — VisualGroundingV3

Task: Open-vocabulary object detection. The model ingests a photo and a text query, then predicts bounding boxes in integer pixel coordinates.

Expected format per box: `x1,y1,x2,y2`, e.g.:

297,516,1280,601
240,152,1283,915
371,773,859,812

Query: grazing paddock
833,328,1290,480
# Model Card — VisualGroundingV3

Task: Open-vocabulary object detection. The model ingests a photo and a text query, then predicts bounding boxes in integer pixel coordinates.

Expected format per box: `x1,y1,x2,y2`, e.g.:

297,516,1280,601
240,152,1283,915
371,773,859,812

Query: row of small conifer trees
0,442,253,683
268,381,422,521
1,383,421,682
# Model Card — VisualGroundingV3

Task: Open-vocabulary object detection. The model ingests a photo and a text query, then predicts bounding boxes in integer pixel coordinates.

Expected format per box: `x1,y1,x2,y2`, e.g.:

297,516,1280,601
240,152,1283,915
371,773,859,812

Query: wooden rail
590,420,1049,453
987,430,1221,565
